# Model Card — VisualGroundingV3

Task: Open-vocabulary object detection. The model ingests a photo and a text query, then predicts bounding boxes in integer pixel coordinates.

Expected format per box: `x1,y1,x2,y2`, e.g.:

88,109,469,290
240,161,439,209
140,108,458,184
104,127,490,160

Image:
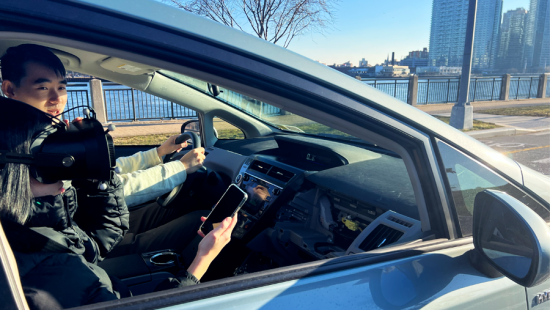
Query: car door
0,1,547,309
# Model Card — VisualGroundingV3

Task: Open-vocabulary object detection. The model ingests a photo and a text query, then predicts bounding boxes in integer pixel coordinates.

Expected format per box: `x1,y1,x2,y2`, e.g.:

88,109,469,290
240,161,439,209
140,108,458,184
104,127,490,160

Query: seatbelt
1,219,73,254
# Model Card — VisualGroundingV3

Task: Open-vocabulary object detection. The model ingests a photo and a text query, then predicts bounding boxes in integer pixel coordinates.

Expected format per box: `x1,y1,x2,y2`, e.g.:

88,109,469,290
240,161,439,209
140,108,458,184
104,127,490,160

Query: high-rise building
359,58,368,67
472,0,503,69
428,0,503,70
523,0,550,71
497,8,527,71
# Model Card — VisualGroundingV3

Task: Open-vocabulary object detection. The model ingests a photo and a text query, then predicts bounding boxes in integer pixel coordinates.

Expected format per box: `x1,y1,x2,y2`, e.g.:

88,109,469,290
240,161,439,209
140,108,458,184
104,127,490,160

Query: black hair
0,44,66,86
0,98,52,224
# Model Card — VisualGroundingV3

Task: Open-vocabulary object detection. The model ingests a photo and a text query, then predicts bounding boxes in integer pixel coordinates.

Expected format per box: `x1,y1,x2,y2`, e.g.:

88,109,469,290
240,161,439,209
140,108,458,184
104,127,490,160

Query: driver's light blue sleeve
116,161,187,208
115,148,162,174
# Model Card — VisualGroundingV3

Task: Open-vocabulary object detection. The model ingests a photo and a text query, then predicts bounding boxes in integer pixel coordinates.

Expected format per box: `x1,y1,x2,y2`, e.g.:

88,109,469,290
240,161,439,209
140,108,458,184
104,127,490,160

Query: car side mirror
472,190,550,287
181,120,200,136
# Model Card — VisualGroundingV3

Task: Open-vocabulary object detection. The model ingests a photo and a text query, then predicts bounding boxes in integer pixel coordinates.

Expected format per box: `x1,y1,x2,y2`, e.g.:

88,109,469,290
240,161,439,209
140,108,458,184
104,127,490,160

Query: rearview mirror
472,190,550,287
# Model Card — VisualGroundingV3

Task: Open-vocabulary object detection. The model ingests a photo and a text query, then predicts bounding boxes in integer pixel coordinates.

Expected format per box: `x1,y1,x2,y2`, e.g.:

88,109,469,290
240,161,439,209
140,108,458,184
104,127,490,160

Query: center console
232,156,301,238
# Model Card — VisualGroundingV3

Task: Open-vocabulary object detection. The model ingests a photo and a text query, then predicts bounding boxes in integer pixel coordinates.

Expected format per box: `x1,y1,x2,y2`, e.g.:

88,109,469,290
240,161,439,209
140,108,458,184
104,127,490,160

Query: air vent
249,160,272,174
358,225,404,251
268,166,295,183
388,216,413,228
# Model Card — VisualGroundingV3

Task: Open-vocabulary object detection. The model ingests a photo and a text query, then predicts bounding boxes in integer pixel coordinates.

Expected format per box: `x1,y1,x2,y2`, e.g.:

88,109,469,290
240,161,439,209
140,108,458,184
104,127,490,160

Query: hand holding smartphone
199,184,248,235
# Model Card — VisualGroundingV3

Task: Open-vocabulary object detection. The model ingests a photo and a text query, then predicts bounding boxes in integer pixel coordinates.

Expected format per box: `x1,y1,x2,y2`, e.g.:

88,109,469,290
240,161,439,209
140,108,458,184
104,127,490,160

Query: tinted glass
438,141,550,236
214,117,245,139
160,70,358,141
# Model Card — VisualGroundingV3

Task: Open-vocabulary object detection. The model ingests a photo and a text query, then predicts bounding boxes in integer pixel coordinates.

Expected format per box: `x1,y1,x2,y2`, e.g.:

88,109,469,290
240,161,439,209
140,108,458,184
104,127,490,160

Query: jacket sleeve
115,148,162,174
116,161,187,208
72,171,129,260
153,271,199,292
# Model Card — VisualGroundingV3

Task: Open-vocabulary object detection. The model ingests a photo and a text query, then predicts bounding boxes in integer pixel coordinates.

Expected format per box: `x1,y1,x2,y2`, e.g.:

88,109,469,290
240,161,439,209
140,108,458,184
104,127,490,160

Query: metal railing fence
508,76,539,100
361,75,544,105
218,89,282,118
103,87,196,122
362,79,409,103
65,83,91,121
417,78,460,104
468,77,502,102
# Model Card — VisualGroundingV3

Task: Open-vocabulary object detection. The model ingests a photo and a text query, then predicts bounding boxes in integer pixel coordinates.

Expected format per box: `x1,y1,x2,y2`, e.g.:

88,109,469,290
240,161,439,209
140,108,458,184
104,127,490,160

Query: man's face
2,61,67,117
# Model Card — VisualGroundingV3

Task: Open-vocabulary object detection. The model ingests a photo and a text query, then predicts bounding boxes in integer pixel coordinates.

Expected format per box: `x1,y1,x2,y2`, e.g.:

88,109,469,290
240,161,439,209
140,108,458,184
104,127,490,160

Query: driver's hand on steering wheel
180,147,206,174
157,134,188,158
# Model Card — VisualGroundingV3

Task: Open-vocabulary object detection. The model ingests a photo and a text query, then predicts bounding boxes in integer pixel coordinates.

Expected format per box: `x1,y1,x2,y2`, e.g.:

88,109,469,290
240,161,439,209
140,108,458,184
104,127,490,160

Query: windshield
160,70,355,140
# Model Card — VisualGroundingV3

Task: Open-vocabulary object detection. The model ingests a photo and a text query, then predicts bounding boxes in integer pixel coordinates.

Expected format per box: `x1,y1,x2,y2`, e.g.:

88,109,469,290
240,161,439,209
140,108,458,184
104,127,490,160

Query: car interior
0,36,440,297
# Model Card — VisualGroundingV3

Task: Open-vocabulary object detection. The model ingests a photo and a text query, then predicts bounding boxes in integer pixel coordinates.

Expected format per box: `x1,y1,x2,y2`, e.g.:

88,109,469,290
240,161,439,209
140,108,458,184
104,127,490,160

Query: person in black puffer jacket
0,99,237,309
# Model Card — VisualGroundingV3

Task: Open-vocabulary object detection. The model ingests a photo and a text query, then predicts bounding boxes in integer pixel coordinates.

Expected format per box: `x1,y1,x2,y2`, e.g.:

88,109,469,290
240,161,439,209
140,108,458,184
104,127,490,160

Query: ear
1,80,17,99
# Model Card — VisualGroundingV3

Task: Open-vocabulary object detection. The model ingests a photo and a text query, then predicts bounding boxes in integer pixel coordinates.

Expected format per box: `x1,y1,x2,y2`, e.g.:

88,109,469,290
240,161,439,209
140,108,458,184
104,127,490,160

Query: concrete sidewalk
417,98,549,115
437,112,550,139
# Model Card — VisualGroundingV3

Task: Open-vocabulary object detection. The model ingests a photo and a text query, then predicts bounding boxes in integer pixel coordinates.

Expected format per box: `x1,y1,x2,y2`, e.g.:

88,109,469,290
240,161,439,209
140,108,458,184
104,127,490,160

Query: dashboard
207,134,424,264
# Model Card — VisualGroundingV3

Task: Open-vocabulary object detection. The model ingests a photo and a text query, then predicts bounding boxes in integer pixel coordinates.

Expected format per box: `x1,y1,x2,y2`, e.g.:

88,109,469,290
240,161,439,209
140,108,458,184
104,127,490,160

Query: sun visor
99,57,158,75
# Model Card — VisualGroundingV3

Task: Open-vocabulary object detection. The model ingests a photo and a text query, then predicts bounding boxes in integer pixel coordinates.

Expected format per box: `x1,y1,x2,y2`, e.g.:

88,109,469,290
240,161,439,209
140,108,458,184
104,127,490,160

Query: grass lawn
113,128,245,145
114,115,501,145
114,133,178,145
432,116,501,131
477,105,550,117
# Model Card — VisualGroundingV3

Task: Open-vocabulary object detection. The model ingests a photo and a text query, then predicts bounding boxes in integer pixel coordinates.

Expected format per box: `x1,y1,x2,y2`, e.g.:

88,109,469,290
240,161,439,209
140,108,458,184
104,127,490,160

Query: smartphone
199,184,248,235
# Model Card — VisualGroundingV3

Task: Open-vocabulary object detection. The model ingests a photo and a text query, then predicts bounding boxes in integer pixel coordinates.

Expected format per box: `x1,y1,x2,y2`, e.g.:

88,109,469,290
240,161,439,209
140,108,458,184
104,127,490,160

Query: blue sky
287,0,530,66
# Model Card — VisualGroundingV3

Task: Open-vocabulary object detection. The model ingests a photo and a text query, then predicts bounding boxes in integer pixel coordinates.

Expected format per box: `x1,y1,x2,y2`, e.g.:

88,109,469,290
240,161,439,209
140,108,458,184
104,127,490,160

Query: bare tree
168,0,338,48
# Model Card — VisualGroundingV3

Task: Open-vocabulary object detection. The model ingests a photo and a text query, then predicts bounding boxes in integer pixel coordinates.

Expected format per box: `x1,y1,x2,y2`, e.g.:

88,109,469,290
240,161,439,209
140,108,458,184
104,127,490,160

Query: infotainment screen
240,176,274,215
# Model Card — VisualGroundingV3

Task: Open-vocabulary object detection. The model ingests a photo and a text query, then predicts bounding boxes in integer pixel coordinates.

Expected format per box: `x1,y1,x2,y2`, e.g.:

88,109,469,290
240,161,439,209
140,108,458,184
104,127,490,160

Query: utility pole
450,0,477,130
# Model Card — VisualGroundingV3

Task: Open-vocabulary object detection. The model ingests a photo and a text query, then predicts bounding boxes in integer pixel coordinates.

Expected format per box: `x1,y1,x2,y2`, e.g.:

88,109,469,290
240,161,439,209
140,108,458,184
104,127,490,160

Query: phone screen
200,184,247,235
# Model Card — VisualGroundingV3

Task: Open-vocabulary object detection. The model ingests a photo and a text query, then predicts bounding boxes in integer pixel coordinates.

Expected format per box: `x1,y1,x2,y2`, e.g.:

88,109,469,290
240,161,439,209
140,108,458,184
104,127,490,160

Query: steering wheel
157,132,203,208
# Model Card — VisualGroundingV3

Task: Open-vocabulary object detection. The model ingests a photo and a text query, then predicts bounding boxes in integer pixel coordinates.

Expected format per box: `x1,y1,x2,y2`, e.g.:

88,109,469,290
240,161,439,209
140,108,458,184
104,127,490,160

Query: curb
467,127,550,139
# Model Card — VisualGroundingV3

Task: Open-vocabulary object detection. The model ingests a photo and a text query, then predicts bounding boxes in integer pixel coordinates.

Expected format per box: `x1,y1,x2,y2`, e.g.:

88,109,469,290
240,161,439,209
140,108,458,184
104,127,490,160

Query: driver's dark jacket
3,174,130,309
4,174,200,309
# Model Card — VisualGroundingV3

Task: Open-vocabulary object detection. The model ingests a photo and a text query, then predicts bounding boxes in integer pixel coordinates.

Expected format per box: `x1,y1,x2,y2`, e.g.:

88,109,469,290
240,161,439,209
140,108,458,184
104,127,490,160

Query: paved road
477,131,550,176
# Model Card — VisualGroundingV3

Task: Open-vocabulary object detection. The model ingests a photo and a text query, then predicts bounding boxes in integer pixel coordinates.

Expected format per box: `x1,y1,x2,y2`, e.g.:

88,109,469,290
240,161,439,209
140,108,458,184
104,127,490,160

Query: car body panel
159,245,525,310
526,279,550,309
517,163,550,206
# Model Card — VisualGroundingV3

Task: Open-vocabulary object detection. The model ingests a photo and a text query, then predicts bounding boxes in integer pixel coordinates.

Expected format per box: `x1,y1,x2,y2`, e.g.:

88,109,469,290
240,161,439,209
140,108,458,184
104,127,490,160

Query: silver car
1,0,550,309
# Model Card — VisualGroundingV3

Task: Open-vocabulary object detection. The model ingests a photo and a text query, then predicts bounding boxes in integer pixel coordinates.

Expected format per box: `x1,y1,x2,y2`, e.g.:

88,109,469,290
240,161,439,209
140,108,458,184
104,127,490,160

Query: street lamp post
450,0,477,130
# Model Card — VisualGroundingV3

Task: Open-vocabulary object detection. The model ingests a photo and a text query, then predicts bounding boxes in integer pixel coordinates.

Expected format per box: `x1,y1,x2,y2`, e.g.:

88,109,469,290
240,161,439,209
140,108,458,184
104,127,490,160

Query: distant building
400,48,430,71
349,67,370,75
472,0,503,69
359,58,368,67
352,65,384,77
497,8,527,71
338,61,352,67
416,66,462,75
409,48,429,59
429,0,503,70
381,65,410,77
523,0,550,71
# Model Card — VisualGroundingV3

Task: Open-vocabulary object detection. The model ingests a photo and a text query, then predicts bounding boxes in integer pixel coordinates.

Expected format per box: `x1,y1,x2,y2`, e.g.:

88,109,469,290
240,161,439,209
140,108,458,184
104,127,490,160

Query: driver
0,44,212,257
0,99,238,308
